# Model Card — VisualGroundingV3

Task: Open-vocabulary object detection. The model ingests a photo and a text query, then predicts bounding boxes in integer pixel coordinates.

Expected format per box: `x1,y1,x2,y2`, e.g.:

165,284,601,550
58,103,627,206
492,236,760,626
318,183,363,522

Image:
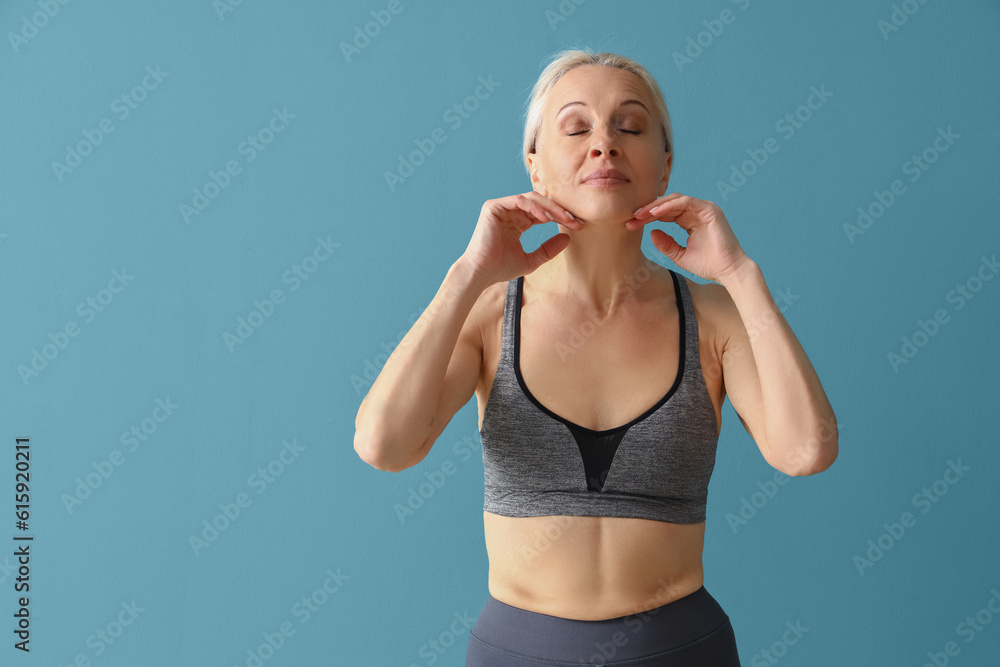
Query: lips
583,168,629,183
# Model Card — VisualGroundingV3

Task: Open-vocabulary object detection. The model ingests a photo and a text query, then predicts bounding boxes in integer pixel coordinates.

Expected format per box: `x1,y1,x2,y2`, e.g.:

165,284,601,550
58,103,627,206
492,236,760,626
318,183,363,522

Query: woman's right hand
460,191,582,288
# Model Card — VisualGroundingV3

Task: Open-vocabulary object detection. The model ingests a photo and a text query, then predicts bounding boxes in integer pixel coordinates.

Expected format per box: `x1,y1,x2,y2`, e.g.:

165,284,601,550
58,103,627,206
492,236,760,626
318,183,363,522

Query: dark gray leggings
465,585,741,666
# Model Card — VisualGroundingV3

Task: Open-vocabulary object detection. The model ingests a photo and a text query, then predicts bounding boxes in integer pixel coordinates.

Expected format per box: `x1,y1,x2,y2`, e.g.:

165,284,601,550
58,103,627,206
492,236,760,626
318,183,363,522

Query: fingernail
648,205,660,214
633,208,643,216
566,211,575,219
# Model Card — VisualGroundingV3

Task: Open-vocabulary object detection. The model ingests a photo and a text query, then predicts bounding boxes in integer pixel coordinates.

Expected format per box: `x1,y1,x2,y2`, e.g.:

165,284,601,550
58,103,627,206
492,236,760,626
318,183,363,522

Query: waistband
470,585,732,664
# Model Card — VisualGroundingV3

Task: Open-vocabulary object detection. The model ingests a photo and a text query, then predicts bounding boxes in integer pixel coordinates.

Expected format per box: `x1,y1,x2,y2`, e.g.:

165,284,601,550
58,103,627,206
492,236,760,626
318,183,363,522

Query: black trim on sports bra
512,269,686,437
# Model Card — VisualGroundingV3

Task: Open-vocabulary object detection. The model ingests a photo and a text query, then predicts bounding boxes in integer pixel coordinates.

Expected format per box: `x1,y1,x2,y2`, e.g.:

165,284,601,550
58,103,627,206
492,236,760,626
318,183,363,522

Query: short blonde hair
521,48,673,177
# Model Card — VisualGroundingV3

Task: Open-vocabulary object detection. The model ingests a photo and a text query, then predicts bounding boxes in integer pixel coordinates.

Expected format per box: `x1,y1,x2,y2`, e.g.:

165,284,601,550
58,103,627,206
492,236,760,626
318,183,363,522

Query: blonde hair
521,48,673,177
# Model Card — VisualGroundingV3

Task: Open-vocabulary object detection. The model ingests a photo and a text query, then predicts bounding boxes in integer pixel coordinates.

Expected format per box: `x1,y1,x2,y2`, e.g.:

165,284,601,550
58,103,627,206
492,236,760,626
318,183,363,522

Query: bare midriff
483,511,706,620
474,263,725,622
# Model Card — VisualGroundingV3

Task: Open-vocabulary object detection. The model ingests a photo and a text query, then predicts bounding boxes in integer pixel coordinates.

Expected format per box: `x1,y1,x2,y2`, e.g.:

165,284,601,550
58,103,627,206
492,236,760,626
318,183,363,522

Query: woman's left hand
625,193,751,283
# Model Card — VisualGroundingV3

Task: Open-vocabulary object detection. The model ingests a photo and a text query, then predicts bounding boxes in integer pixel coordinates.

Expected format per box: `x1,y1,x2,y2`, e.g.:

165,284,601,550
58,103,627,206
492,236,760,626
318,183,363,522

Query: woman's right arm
353,257,488,472
353,192,580,472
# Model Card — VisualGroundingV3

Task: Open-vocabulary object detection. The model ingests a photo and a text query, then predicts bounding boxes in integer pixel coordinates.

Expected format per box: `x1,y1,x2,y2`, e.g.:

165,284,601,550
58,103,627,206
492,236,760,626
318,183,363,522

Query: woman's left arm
714,257,839,476
628,194,839,476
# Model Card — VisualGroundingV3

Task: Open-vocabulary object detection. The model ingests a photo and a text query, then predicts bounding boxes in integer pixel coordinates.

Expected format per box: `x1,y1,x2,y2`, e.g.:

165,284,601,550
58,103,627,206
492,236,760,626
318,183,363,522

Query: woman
354,49,838,666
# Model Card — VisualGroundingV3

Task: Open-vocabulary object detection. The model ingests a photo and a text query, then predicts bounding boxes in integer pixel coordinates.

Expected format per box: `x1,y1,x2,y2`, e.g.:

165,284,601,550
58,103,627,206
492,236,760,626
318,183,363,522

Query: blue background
2,0,999,664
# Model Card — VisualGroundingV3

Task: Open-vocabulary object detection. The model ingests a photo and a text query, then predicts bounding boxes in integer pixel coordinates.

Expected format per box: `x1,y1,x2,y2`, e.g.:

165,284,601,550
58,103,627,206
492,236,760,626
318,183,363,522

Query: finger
522,192,582,228
513,194,566,228
534,197,583,229
646,196,705,231
634,192,686,219
649,195,691,208
650,229,684,261
526,232,571,272
648,194,708,217
623,207,665,230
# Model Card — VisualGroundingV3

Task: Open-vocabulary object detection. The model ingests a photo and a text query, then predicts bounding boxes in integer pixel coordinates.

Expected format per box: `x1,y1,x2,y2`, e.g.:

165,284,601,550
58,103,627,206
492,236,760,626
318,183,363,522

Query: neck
535,221,656,315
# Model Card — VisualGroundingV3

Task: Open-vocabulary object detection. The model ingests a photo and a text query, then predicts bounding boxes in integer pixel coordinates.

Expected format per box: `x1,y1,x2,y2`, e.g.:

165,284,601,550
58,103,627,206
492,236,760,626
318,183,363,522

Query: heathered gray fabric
480,269,720,524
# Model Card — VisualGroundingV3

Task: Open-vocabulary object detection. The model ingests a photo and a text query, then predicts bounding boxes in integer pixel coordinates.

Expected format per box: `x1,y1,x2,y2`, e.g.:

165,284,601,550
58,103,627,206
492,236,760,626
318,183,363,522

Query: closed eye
568,129,641,136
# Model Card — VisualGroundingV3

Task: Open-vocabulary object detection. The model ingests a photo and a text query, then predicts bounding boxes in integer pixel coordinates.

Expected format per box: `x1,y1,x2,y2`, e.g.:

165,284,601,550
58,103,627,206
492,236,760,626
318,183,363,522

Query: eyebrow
556,99,650,117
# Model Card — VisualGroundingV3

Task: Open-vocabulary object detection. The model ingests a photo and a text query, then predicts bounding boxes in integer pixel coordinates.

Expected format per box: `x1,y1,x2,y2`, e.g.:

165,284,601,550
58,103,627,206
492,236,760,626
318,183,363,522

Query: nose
588,124,620,158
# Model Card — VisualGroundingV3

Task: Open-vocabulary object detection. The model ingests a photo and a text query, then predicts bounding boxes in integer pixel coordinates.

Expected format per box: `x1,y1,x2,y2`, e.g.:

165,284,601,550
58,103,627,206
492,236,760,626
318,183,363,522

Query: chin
576,213,632,226
575,204,633,223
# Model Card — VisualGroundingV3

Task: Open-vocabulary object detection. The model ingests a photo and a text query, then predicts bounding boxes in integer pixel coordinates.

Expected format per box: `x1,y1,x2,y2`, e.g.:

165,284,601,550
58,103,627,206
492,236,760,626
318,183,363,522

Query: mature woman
355,49,838,666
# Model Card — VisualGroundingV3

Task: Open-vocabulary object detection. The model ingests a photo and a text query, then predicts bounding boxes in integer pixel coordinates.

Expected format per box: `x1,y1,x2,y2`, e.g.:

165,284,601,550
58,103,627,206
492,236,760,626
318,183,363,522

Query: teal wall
3,0,999,664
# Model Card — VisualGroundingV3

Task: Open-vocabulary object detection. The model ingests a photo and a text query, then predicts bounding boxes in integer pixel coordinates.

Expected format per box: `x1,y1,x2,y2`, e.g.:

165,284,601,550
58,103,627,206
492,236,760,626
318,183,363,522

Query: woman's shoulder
468,278,510,350
679,272,740,361
478,279,509,317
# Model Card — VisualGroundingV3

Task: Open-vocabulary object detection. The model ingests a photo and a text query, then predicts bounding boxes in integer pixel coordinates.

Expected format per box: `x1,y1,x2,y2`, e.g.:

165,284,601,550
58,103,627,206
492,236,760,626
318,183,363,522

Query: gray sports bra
480,269,720,524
